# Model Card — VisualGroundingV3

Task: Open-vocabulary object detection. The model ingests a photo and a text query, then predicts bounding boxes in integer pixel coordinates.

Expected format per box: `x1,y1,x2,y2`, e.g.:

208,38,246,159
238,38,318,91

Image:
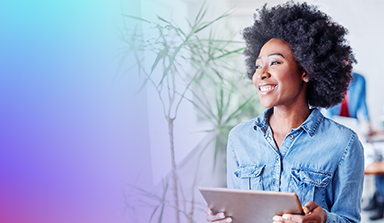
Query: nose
256,67,270,80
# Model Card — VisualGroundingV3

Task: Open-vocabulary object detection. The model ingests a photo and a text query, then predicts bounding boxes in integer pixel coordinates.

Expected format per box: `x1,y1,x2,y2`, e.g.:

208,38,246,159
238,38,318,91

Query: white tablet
199,187,303,223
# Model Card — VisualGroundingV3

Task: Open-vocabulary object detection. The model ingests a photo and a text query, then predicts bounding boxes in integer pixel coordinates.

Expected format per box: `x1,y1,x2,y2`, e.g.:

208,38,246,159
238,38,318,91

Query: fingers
206,212,224,221
213,217,232,223
304,204,327,223
273,201,326,223
276,203,326,223
280,214,303,223
303,201,320,214
205,213,232,222
273,214,304,223
302,206,310,215
205,208,232,223
204,206,212,215
272,215,285,223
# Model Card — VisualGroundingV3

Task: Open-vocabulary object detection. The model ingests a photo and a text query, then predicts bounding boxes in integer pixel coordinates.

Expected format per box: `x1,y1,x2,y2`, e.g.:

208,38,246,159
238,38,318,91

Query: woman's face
252,38,307,109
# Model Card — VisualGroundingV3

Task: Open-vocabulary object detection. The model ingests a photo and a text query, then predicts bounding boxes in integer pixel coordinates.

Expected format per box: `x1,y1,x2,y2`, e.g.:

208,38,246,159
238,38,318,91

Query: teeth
260,85,275,92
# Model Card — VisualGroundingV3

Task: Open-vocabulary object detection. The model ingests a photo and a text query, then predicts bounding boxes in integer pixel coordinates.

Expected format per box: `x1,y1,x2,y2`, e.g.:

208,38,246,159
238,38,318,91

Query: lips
259,84,276,93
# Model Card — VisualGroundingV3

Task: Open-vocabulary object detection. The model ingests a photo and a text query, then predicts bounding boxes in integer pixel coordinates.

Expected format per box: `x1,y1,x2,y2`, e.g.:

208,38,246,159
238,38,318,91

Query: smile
259,84,276,93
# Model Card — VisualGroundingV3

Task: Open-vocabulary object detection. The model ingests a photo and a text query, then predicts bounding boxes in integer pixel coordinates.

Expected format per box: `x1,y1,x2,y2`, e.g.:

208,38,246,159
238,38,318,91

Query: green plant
120,2,261,222
189,69,262,169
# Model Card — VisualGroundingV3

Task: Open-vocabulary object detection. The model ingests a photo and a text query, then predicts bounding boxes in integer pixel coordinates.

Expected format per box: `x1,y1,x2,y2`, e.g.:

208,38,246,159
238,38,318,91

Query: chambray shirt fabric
326,73,370,121
227,108,364,223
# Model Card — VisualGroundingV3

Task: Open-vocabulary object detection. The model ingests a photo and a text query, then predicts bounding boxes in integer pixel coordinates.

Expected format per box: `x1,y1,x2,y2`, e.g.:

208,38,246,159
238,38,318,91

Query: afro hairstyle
242,1,356,108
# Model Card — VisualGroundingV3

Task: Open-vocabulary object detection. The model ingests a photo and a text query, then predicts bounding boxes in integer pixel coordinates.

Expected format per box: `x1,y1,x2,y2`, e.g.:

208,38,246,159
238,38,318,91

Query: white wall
182,0,384,129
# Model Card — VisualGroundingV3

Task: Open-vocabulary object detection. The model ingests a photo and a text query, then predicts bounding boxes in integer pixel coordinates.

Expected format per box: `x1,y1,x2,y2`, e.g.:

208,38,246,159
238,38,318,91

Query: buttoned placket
264,128,281,191
279,129,301,157
264,128,302,191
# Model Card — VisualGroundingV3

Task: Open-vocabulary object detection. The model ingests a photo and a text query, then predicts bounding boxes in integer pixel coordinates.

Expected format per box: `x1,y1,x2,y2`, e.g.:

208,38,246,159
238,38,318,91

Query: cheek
252,74,258,89
281,70,302,84
283,75,303,93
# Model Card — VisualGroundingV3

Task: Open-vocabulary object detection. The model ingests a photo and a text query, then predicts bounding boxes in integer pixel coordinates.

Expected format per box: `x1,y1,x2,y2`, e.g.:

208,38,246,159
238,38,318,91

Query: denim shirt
227,108,364,223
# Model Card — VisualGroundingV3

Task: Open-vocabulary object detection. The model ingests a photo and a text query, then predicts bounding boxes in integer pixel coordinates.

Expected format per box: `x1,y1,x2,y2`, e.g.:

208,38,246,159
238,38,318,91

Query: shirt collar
254,107,324,137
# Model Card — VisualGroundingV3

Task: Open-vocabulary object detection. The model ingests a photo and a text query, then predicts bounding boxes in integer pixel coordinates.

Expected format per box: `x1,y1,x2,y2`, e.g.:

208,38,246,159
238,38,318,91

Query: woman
206,2,364,223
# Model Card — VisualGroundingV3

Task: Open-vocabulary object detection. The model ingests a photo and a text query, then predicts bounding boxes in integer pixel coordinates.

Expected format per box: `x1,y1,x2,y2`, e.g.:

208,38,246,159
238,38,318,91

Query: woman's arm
325,133,364,223
227,132,240,189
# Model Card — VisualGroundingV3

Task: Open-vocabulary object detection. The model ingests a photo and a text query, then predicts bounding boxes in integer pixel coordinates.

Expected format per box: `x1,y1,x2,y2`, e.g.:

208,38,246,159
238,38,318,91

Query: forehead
258,38,294,58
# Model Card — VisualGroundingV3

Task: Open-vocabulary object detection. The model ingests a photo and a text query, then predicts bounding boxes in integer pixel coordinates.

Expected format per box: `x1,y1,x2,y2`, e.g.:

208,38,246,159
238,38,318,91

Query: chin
260,102,273,109
259,98,273,109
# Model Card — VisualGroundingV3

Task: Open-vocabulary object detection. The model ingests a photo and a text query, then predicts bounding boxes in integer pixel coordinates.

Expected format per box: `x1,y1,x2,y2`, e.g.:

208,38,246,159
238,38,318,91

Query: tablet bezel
199,187,304,223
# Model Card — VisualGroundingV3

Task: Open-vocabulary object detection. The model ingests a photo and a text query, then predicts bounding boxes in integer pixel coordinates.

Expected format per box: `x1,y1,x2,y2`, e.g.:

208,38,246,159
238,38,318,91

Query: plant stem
189,134,217,222
168,116,180,223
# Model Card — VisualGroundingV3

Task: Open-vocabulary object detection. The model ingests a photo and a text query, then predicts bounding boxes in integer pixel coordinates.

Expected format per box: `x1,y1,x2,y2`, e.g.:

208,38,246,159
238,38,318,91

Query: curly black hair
243,1,356,108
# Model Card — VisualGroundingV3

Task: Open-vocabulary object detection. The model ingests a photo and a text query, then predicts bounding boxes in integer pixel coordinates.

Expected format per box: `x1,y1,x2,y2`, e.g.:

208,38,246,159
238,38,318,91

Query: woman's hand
205,206,232,222
272,201,327,223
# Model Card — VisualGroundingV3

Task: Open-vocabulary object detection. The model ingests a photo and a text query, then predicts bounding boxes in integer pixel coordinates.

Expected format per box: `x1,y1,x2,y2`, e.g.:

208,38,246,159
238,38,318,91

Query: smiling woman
253,38,309,148
253,38,307,111
205,2,364,223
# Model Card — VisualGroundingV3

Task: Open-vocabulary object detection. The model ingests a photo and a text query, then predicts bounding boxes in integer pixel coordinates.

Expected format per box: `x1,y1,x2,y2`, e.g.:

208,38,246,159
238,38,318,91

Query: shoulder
229,118,258,138
319,116,355,135
319,116,363,154
227,118,258,159
304,109,361,152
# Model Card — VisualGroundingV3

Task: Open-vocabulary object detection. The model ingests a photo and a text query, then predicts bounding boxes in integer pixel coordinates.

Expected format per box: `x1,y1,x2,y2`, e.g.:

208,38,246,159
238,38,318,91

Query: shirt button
275,180,278,185
289,135,294,139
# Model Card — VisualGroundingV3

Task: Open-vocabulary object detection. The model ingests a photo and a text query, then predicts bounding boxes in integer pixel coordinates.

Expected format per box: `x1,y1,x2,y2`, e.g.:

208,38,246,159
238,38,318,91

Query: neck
269,104,311,134
268,104,311,149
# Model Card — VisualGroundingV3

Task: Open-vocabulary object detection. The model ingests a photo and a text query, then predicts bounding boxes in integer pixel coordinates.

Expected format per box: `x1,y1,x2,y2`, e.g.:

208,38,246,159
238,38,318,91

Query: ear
302,69,309,83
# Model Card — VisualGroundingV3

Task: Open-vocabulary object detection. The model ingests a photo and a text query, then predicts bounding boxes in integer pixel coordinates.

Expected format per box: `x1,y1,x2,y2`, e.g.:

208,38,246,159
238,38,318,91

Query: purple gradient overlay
0,0,154,222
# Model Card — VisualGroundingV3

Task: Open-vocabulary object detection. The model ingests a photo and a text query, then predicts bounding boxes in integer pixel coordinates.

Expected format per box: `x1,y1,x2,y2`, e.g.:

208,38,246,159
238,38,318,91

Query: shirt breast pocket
288,168,332,207
234,165,265,190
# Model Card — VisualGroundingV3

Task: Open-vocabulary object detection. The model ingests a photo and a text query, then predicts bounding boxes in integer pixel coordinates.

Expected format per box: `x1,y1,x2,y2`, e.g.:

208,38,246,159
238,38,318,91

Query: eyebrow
257,53,285,60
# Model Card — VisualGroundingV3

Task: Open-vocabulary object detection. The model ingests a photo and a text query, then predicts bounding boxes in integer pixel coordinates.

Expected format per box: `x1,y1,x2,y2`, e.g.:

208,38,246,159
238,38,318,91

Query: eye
270,61,281,66
254,64,261,69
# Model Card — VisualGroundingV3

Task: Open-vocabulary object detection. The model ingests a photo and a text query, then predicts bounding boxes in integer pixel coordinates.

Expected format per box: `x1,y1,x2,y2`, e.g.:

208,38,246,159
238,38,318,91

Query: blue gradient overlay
0,0,150,222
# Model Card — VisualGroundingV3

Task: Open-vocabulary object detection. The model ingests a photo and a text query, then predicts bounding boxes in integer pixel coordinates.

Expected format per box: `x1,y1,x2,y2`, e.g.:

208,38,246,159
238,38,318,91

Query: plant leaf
224,96,255,125
158,181,168,223
158,42,185,86
150,45,169,74
213,47,245,60
193,13,231,34
122,14,152,24
157,15,171,24
149,205,160,223
194,1,207,25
